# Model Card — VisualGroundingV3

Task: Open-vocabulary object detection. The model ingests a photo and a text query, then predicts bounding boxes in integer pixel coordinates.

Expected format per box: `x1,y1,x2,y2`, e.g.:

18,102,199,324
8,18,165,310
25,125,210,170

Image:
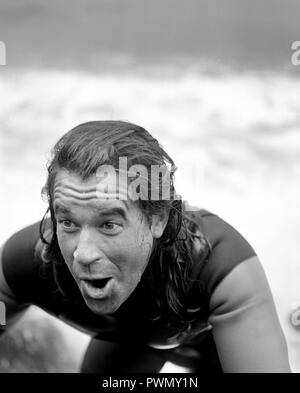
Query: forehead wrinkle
54,181,98,194
53,193,131,216
54,181,130,202
54,190,127,205
53,170,134,214
54,188,102,201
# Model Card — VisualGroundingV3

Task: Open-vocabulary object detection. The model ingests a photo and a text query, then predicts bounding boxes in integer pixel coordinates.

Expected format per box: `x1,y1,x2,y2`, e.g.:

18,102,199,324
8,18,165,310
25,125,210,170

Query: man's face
53,169,166,315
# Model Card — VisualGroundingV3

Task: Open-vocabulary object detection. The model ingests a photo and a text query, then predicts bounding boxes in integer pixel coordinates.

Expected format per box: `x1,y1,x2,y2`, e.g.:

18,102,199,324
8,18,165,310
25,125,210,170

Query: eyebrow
54,204,72,215
98,207,127,220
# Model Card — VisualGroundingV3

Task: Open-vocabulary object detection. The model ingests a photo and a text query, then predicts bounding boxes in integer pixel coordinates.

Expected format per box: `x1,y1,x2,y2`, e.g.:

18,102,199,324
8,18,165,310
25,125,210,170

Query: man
0,121,291,372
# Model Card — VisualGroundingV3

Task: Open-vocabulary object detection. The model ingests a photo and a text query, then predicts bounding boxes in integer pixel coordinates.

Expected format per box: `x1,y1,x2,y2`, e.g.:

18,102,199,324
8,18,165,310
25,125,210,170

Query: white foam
0,67,299,371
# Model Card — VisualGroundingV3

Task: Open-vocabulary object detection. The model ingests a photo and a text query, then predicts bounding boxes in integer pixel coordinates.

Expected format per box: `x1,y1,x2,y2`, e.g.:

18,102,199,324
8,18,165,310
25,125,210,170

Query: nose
73,228,102,266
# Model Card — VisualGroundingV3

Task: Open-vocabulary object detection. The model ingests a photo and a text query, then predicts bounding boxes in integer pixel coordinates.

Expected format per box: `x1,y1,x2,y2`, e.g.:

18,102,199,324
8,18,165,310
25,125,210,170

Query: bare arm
208,256,291,373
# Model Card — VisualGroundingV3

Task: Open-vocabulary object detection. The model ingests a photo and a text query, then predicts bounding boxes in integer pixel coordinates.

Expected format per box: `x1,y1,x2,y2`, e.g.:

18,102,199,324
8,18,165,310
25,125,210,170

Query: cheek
56,230,75,264
132,225,153,265
137,223,153,248
110,227,152,275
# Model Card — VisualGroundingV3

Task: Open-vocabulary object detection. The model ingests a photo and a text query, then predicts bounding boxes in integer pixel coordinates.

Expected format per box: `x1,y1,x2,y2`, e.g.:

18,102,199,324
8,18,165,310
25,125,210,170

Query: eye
100,222,122,234
58,220,77,233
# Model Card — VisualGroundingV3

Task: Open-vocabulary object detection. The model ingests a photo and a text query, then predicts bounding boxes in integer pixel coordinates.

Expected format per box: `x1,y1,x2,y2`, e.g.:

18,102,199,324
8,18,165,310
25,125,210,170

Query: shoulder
1,221,44,301
184,207,257,296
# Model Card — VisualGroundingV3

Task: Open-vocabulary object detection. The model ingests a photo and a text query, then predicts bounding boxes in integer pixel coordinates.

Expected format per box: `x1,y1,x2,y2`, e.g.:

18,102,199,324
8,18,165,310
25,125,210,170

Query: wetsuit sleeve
197,211,257,295
208,256,291,372
191,211,291,372
1,222,42,305
0,247,28,334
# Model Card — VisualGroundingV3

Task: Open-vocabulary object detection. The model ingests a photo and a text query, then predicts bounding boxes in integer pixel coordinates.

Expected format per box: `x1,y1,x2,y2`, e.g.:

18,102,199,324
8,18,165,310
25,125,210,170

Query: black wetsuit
1,209,259,372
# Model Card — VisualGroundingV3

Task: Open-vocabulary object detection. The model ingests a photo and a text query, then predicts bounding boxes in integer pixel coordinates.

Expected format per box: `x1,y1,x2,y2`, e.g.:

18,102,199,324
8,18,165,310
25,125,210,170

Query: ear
150,211,169,239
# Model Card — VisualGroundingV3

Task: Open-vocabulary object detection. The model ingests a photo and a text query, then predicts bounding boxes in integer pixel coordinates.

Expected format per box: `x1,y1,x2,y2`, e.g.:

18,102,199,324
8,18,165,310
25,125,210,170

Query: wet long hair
40,121,211,334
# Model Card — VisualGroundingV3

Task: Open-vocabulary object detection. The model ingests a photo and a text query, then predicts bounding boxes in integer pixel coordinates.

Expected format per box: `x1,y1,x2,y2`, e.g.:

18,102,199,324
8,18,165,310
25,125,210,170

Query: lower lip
80,278,113,299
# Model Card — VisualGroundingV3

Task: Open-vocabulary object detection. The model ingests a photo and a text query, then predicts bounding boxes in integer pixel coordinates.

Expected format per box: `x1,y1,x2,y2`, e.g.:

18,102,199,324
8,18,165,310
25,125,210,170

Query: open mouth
85,278,111,289
81,277,113,299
